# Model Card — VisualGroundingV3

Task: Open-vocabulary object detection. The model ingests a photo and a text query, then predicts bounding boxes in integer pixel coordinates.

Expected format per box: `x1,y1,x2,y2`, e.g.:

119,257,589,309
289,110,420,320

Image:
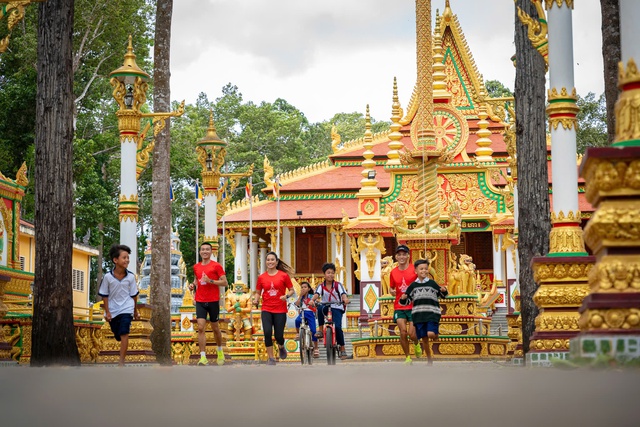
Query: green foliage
576,92,608,154
485,80,513,98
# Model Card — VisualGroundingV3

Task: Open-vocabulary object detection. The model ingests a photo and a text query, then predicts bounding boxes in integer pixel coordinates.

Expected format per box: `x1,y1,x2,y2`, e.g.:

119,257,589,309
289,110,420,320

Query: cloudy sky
170,0,604,123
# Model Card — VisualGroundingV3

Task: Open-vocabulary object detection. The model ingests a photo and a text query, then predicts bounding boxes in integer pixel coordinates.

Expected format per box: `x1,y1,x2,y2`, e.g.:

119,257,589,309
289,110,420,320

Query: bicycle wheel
299,328,307,365
325,328,335,365
304,329,313,365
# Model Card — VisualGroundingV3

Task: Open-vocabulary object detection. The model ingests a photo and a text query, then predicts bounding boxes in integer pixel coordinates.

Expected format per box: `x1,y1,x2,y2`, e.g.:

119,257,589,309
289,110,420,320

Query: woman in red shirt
253,251,294,365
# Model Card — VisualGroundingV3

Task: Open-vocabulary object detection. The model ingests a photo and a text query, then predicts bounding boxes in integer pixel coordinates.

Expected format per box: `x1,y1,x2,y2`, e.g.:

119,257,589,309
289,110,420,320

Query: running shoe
414,343,423,358
404,356,413,365
197,355,209,366
279,345,288,360
216,350,225,366
315,331,323,338
267,358,277,366
339,350,348,360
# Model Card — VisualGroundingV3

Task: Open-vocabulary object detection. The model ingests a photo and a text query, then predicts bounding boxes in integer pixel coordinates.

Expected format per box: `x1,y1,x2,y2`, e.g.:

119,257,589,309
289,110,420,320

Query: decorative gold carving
381,344,404,356
0,1,45,54
549,226,586,254
584,201,640,251
547,87,579,131
331,124,342,154
530,339,570,351
439,324,463,335
387,78,404,165
544,0,574,10
615,58,640,144
475,103,493,161
533,285,590,306
590,259,640,293
579,308,640,330
517,1,548,70
582,158,640,203
357,234,385,280
533,261,593,282
534,312,580,331
354,344,369,358
350,237,361,281
438,343,475,355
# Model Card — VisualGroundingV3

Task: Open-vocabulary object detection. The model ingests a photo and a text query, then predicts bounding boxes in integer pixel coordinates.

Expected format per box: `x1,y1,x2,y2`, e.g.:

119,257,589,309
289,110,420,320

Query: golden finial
197,109,226,148
475,87,493,162
443,0,453,21
109,35,150,81
359,104,378,192
387,77,404,165
432,24,450,102
364,104,372,143
331,124,342,153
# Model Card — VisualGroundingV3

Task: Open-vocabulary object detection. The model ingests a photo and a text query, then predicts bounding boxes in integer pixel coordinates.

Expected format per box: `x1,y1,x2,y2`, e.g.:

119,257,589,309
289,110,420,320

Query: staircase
490,307,508,336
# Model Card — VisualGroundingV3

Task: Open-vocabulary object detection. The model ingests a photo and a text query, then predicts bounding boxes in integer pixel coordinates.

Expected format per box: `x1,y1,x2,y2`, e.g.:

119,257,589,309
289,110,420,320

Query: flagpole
276,178,280,257
248,176,253,289
195,179,199,262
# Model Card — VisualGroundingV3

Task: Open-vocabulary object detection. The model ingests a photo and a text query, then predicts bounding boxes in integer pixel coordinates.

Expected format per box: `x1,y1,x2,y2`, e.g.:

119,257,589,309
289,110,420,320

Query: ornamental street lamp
110,35,184,275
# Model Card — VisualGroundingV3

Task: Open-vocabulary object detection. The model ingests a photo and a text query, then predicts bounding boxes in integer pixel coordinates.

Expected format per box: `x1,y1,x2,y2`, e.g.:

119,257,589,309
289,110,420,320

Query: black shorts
109,313,133,342
195,301,220,322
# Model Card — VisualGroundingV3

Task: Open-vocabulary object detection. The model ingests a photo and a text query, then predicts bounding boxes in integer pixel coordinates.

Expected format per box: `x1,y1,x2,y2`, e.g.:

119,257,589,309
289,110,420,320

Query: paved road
1,361,636,427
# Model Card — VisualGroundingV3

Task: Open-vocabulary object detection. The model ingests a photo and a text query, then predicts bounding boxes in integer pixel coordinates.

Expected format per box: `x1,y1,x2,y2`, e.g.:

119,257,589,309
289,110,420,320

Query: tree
514,0,550,359
149,0,174,365
600,0,620,144
576,92,608,153
31,0,80,366
485,80,514,98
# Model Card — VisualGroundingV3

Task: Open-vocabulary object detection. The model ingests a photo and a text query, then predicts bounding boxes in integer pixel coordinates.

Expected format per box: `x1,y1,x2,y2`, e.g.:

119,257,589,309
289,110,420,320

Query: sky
170,0,604,124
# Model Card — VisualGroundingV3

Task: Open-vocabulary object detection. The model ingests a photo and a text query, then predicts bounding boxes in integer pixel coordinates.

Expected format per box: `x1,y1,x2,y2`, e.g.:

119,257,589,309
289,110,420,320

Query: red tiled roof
280,165,390,192
223,198,359,223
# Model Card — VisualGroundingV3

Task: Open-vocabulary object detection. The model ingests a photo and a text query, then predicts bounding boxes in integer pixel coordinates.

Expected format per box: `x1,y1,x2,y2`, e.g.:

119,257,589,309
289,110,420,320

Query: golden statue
225,282,253,341
380,256,395,296
358,234,385,279
263,155,275,188
331,124,342,153
447,253,477,296
425,250,438,281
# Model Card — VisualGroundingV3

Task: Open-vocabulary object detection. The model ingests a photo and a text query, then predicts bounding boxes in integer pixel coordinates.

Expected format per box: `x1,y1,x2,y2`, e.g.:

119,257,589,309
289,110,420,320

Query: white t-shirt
98,270,139,318
315,281,347,311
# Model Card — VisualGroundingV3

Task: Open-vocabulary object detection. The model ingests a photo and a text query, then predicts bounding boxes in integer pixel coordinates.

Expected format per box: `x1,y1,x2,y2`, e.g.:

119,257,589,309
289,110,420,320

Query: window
19,256,25,271
72,269,85,292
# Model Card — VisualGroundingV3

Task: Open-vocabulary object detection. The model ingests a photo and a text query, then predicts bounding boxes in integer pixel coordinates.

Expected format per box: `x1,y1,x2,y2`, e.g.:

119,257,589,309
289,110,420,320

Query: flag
195,183,203,206
245,179,253,199
272,177,283,198
169,182,174,202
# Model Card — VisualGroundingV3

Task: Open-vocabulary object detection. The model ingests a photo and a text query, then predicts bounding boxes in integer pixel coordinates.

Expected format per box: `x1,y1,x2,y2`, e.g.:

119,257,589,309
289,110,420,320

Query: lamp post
110,35,184,275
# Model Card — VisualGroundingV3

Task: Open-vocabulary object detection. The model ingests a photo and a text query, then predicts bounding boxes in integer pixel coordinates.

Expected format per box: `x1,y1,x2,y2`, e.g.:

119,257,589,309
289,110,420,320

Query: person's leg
273,312,287,360
119,334,128,367
207,302,225,365
316,306,325,338
261,311,275,362
422,336,431,363
396,316,410,357
332,308,348,358
408,320,422,358
195,302,209,361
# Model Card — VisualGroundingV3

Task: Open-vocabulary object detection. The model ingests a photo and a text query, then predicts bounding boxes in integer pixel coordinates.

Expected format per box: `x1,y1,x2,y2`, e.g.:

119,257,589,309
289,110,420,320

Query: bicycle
315,302,341,365
290,302,314,365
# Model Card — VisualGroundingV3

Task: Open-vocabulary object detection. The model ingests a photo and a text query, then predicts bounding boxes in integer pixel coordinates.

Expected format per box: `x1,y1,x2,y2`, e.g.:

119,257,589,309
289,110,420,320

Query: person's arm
129,275,140,320
132,295,140,320
102,297,112,322
389,275,396,296
438,283,448,298
340,284,349,306
281,275,294,301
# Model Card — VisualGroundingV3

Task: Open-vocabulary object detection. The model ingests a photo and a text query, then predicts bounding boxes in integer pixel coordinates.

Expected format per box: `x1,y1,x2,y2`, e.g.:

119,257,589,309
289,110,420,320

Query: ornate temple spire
474,87,494,162
386,77,404,166
412,0,435,149
432,14,451,103
359,105,378,193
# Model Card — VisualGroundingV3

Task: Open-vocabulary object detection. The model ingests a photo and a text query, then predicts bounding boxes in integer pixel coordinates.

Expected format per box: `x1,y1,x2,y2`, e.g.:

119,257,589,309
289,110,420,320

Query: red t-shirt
390,265,417,310
256,270,293,313
193,261,225,303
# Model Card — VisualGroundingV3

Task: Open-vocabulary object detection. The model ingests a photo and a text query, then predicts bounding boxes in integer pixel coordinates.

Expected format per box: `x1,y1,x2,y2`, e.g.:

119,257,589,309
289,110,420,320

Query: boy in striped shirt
400,259,448,365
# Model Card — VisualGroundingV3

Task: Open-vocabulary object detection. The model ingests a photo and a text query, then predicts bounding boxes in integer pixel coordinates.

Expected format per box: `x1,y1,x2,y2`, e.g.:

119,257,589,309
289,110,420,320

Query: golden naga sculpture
263,155,275,189
331,124,342,154
448,253,477,295
380,256,395,296
358,234,385,279
350,237,361,280
517,0,549,70
225,282,253,341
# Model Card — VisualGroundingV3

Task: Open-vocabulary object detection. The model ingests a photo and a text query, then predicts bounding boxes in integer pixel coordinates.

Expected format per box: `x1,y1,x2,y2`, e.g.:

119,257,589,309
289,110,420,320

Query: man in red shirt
189,242,228,366
389,244,422,364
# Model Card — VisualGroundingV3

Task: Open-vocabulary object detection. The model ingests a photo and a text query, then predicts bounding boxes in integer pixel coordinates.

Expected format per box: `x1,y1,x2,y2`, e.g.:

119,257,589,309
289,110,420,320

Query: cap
395,244,410,253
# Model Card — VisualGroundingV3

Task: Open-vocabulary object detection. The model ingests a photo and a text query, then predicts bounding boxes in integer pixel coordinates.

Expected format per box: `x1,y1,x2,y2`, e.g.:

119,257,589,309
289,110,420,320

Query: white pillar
119,136,138,275
240,231,249,286
250,235,258,291
203,192,218,261
282,227,292,266
492,234,504,286
546,1,585,255
259,239,267,274
620,2,640,68
344,234,353,293
234,231,242,283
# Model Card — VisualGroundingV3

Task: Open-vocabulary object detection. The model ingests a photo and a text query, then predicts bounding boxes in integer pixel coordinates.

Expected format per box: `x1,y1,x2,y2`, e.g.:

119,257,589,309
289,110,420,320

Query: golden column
571,1,640,362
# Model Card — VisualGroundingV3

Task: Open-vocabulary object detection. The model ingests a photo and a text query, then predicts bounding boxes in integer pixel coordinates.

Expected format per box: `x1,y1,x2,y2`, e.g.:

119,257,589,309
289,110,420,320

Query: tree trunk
149,0,174,365
514,0,550,358
600,0,621,144
31,0,80,366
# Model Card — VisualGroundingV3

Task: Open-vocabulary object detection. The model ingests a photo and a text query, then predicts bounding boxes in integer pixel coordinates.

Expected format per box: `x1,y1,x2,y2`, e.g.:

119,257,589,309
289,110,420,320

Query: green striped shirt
405,278,448,324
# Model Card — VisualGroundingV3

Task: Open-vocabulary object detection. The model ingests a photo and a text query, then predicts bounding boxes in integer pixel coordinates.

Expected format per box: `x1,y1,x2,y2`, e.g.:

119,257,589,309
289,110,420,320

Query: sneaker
315,331,323,338
404,356,413,365
267,358,277,366
279,345,288,360
339,350,348,360
414,343,423,358
197,355,209,366
216,350,225,366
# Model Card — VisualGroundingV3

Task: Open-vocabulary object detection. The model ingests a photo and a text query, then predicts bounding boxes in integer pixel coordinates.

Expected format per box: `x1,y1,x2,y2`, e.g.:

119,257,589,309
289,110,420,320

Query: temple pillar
119,136,139,275
282,227,292,266
233,231,242,283
492,233,505,288
570,1,640,363
259,240,267,274
250,235,258,290
345,234,353,293
528,0,594,367
240,231,249,288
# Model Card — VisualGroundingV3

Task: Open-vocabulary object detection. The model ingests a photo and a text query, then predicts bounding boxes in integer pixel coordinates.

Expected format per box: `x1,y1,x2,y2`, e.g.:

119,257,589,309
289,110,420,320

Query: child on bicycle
294,281,319,358
311,262,350,360
400,259,448,365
